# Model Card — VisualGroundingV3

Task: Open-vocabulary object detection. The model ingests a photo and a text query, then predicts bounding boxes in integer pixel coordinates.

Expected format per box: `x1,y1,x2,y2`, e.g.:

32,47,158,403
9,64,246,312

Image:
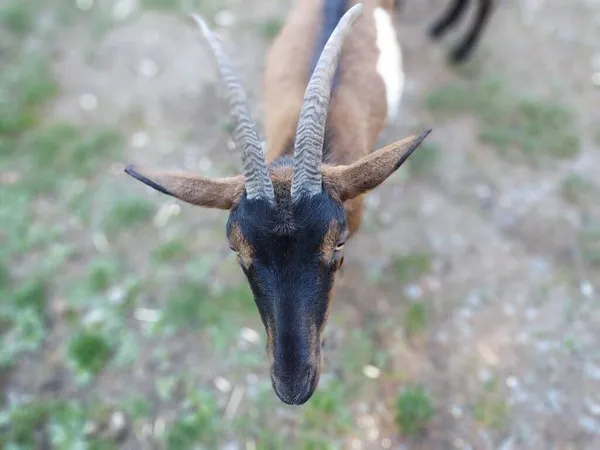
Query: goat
395,0,493,62
125,0,430,405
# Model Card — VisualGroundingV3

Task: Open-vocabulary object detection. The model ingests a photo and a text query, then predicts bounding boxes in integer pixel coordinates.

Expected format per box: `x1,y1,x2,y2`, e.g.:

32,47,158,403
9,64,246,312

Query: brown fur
263,0,395,236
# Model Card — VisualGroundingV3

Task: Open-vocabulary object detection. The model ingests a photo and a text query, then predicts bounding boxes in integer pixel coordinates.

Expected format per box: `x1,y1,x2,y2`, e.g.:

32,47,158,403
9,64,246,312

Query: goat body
124,0,491,405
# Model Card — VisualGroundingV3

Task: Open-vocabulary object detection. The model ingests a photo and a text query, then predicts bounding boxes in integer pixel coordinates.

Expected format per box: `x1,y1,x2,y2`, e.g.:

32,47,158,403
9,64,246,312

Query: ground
1,0,600,449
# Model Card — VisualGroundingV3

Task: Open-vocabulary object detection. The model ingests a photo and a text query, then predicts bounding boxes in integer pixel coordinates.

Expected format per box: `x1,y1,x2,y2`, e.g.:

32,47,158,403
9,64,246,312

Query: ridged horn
188,14,275,202
290,3,364,201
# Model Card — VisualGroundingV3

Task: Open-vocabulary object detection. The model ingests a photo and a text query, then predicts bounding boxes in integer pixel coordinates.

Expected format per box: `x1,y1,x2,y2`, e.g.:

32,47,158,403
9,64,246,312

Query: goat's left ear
322,129,432,202
124,165,245,210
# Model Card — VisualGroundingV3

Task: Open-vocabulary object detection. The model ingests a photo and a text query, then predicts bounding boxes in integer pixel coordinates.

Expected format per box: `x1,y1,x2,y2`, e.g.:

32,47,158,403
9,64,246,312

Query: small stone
506,376,519,389
79,93,98,111
586,362,600,381
113,0,137,20
350,439,362,449
134,307,161,323
83,420,98,436
578,415,599,434
450,404,463,418
131,131,150,149
108,286,126,305
240,327,260,344
362,365,381,379
366,427,379,441
138,58,159,78
403,284,422,298
214,376,232,393
108,411,128,440
76,0,94,11
381,438,392,448
580,280,595,298
214,10,235,27
585,397,600,416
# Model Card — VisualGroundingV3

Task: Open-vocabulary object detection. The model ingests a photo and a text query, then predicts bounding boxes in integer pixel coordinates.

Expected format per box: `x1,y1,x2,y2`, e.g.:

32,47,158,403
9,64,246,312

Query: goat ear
322,130,431,202
124,165,245,210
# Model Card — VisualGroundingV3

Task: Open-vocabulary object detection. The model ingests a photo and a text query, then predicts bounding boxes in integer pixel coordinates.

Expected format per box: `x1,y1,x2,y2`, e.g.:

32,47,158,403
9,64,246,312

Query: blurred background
1,0,600,448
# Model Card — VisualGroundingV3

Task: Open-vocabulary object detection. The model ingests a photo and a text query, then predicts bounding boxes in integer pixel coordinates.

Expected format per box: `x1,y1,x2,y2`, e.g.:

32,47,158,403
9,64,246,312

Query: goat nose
271,366,316,405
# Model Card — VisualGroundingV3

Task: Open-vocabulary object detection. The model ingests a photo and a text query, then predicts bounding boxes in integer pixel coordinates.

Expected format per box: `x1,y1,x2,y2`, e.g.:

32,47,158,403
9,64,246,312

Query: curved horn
188,14,275,203
290,3,364,201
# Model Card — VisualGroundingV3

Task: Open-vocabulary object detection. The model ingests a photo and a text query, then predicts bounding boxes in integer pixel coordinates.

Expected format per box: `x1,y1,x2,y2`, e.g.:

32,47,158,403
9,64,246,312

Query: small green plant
560,173,596,205
408,143,439,177
390,252,431,283
0,1,33,36
302,381,353,434
163,390,221,449
152,238,189,263
103,197,155,233
87,258,122,293
395,385,434,436
404,303,428,337
473,379,509,428
142,0,180,10
427,78,580,163
260,18,283,40
67,330,113,378
579,221,600,266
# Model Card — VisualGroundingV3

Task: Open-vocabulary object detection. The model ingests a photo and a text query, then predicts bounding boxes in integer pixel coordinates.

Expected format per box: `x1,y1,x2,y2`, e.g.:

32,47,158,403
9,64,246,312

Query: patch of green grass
579,221,600,266
160,281,211,329
1,399,118,449
408,143,439,177
427,78,580,163
0,276,47,368
390,252,432,284
473,378,509,429
0,54,58,137
67,329,114,379
404,302,428,337
395,385,434,437
87,258,123,293
302,381,353,435
560,173,597,205
0,1,34,36
103,197,155,233
142,0,180,10
260,17,283,40
152,238,189,263
163,390,221,449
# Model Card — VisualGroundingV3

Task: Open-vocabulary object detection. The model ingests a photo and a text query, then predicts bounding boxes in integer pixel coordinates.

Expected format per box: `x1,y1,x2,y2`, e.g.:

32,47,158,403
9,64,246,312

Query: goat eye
335,242,345,252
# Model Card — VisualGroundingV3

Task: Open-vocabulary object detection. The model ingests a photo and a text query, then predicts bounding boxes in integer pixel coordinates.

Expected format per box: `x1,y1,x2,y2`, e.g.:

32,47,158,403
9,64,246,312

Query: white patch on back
373,7,404,122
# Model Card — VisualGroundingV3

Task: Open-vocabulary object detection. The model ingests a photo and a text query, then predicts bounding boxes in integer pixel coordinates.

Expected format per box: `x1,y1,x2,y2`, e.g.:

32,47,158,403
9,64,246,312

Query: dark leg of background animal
449,0,492,62
428,0,470,40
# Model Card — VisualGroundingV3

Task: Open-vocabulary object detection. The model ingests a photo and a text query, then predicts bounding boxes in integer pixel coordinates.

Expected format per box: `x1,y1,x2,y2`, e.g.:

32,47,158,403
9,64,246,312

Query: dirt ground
4,0,600,448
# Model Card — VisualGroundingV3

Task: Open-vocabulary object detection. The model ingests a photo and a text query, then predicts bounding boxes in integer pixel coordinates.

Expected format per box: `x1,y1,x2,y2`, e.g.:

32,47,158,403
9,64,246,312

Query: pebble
214,376,232,393
362,365,381,379
130,131,150,149
580,280,595,298
403,284,422,299
113,0,137,21
134,307,161,323
79,93,98,111
506,376,519,389
138,58,159,78
214,10,235,27
240,327,261,344
450,404,463,418
585,362,600,381
108,411,128,440
76,0,94,11
380,438,392,448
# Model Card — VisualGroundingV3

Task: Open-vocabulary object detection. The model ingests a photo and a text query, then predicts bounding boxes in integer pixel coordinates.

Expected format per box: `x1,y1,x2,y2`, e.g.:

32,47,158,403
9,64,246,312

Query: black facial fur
226,167,347,405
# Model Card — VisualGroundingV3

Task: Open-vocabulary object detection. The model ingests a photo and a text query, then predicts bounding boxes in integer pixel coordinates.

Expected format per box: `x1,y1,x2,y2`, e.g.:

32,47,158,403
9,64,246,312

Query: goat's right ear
124,165,245,210
322,129,432,202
